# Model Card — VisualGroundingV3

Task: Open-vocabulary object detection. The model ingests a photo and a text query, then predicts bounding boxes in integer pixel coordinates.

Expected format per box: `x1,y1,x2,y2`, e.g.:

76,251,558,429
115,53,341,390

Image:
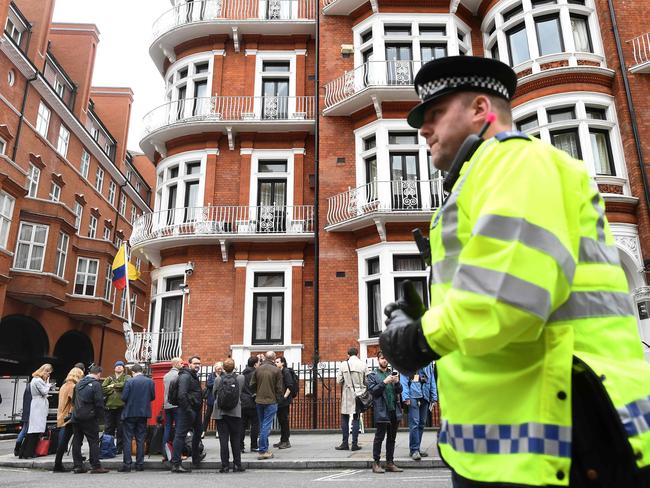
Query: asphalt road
0,467,453,487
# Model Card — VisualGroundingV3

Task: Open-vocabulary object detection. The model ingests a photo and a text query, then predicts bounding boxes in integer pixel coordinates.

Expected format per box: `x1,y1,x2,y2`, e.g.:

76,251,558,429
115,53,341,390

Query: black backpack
167,377,179,407
287,368,299,398
216,373,239,410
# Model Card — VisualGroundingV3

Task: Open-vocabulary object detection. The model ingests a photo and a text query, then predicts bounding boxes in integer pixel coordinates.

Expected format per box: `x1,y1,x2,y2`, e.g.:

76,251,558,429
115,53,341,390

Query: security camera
185,261,194,276
178,283,190,294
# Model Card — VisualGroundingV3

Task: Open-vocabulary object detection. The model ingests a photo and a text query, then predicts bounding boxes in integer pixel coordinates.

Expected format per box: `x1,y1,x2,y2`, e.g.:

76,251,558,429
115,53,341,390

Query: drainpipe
312,0,321,430
11,73,38,163
607,0,650,223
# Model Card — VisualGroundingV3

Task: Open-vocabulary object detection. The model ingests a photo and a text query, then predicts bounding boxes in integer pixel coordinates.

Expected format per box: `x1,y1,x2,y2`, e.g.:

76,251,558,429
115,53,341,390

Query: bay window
74,258,99,296
14,222,48,271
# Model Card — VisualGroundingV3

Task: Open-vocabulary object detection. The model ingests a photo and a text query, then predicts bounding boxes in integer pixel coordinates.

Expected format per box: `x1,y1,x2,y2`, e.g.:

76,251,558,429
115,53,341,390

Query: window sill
0,247,14,257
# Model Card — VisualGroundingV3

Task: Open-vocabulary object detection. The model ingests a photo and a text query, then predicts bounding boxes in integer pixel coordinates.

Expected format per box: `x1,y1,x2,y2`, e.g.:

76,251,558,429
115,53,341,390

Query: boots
351,443,361,451
334,442,350,450
13,442,20,457
372,462,385,473
385,462,403,473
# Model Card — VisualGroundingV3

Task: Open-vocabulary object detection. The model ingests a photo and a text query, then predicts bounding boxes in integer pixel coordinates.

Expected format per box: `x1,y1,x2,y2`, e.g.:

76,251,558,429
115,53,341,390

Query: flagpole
124,243,133,331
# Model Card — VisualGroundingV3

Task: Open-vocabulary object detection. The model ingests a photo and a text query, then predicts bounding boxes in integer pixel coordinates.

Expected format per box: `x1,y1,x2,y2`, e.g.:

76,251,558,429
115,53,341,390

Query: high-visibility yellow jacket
423,132,650,486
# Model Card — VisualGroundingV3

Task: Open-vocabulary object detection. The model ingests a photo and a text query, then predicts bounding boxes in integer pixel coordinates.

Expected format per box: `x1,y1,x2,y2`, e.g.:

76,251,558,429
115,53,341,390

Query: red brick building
133,0,650,367
0,0,154,383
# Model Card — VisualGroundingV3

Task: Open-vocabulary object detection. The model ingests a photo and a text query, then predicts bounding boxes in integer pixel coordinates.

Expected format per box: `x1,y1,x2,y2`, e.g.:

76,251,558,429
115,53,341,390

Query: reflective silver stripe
549,291,634,322
441,193,463,257
453,265,551,320
438,420,572,458
473,214,575,283
432,258,457,283
579,237,620,265
592,193,606,242
617,396,650,437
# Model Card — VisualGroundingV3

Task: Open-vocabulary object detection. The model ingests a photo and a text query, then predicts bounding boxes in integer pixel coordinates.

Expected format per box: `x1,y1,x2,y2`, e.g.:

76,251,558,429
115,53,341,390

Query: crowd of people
11,348,436,475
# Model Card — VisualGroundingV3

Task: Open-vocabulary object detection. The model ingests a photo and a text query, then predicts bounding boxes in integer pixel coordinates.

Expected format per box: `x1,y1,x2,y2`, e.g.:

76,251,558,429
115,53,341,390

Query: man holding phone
367,351,403,474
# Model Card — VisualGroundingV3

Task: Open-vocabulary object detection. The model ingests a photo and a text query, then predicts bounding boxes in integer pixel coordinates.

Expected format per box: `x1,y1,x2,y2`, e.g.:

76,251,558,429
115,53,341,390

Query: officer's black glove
380,282,439,375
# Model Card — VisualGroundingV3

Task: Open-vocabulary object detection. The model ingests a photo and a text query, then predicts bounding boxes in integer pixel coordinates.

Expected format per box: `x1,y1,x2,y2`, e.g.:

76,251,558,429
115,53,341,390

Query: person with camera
367,351,403,474
335,347,365,451
400,363,437,460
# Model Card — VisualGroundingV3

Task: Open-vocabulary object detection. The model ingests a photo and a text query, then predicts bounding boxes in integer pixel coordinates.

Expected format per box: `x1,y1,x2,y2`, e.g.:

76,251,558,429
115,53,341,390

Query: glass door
257,179,287,232
262,79,289,119
385,44,413,85
390,153,420,209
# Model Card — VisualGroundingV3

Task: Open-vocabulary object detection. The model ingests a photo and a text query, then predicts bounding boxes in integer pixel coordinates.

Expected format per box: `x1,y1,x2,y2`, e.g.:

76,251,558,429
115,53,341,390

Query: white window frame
130,206,138,224
247,149,295,208
73,257,99,297
148,264,187,338
88,214,97,239
482,0,604,76
104,263,113,301
108,180,116,206
164,53,215,120
0,138,6,155
56,125,70,157
95,167,104,193
119,193,127,216
252,52,298,118
0,192,15,249
35,102,51,138
27,163,40,198
80,150,90,179
103,225,111,241
356,241,427,354
73,202,83,233
49,181,61,202
54,231,69,278
13,222,49,272
512,92,628,189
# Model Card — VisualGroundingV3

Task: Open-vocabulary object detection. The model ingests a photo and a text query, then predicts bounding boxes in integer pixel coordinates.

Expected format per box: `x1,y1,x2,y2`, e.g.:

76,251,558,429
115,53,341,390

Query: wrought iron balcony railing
327,178,445,228
131,204,315,246
126,331,182,364
324,60,422,109
153,0,316,40
142,96,315,136
629,32,650,72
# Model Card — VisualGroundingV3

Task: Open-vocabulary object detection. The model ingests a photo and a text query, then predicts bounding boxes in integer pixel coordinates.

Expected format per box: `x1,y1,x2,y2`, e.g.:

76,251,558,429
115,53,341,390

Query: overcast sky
52,0,170,152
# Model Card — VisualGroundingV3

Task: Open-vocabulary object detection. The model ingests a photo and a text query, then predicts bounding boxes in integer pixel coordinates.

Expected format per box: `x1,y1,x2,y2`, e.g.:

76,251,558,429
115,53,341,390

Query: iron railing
327,178,445,227
142,96,315,135
153,0,316,40
126,331,182,364
195,360,441,431
130,204,315,246
629,32,650,68
324,60,422,108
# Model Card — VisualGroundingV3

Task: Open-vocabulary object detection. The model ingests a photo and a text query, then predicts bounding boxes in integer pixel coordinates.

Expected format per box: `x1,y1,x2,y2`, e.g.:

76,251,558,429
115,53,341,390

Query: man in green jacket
102,360,128,453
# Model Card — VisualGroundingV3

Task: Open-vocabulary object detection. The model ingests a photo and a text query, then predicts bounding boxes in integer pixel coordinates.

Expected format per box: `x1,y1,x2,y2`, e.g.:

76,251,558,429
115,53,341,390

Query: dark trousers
240,406,259,450
341,413,360,446
19,432,39,458
54,424,74,466
171,407,202,465
122,417,147,468
217,415,242,468
373,411,398,463
104,407,123,450
72,419,101,469
162,408,177,458
202,403,214,433
277,404,290,442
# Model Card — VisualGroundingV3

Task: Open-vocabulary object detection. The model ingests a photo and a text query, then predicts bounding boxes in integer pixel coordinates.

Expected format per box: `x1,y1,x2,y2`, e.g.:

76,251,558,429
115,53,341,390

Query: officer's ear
470,94,492,124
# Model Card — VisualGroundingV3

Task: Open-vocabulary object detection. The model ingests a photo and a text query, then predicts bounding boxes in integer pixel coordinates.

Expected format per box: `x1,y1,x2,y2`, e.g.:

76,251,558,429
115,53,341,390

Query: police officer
380,56,650,487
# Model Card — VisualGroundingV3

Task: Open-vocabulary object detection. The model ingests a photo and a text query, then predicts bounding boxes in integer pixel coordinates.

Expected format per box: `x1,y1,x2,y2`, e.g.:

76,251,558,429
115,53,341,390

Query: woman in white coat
19,363,53,458
335,347,367,451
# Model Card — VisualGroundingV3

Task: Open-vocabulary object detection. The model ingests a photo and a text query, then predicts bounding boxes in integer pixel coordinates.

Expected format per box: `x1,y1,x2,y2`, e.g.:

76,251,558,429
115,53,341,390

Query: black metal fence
197,361,440,432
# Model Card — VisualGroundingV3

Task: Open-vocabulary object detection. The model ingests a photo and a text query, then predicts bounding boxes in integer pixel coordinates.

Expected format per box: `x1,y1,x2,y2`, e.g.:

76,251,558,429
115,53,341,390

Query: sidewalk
0,431,445,471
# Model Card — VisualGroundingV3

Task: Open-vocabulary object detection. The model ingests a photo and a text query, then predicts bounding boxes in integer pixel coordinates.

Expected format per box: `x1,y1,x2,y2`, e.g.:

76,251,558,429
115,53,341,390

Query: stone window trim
482,0,604,75
357,241,428,344
0,125,14,144
51,173,66,188
28,153,46,170
247,149,296,208
512,92,628,187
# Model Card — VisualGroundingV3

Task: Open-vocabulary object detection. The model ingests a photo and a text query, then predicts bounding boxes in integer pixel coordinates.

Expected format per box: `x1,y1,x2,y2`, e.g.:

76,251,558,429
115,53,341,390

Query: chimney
13,0,56,71
89,87,134,168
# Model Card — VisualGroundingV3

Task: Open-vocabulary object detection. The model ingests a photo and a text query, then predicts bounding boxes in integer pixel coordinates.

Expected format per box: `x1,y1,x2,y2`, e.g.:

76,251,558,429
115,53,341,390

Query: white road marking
313,469,364,481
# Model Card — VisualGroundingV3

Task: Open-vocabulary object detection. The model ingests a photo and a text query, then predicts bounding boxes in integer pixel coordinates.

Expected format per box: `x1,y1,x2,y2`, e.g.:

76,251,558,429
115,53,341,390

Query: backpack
73,379,98,421
99,434,117,459
287,368,299,398
182,431,204,457
167,376,179,407
216,373,239,411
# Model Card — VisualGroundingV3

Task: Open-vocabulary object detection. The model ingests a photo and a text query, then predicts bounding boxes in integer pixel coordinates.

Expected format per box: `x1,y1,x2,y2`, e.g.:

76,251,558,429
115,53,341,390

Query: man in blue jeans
400,362,437,460
250,351,283,460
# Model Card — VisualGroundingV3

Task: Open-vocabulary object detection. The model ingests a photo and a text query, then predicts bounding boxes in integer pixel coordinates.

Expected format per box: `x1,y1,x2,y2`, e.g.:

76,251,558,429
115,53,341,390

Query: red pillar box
149,362,172,426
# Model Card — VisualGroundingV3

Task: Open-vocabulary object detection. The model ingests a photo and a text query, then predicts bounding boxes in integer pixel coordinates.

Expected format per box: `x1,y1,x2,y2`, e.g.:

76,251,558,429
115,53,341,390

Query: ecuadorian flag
112,244,140,290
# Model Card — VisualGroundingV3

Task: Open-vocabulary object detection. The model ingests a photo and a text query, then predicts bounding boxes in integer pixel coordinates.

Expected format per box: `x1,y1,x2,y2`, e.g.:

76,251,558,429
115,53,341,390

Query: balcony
126,331,182,364
151,0,316,73
326,178,444,234
130,204,315,265
323,61,420,116
321,0,372,15
628,33,650,74
140,95,315,158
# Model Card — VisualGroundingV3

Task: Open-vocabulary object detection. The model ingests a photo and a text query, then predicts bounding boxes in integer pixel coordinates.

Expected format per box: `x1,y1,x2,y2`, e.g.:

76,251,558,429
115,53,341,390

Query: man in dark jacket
368,351,403,474
102,360,128,454
119,364,155,472
250,351,283,459
273,356,294,449
171,356,205,473
240,356,260,453
71,365,109,474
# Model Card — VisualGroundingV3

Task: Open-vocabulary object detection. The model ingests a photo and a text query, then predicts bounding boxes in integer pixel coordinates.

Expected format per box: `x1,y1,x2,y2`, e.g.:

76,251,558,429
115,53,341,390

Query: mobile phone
391,371,399,376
